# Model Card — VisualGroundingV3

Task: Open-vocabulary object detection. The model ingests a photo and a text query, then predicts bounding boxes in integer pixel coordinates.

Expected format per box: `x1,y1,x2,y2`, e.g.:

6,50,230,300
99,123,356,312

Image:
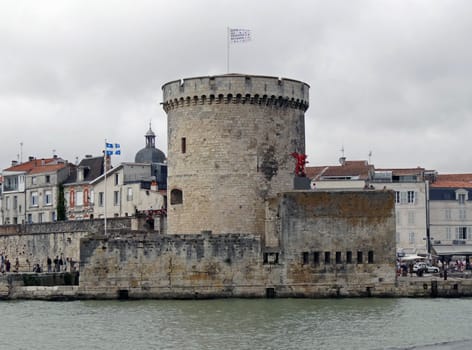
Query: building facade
90,163,165,219
429,174,472,261
1,156,70,224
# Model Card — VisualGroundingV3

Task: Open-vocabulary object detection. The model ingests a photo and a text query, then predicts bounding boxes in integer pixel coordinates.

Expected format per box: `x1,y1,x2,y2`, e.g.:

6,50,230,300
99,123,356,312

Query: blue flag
105,141,121,156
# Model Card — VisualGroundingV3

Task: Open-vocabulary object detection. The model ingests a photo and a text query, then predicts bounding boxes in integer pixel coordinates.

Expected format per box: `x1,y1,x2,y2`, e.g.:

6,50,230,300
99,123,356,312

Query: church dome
134,125,166,164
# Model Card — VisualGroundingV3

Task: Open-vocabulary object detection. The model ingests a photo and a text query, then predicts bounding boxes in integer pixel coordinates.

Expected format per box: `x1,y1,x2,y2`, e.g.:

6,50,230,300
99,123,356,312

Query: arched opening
170,189,183,205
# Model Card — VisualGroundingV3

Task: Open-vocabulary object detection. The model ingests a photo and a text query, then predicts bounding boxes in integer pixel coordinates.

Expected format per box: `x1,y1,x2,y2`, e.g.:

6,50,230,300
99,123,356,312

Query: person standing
47,256,52,272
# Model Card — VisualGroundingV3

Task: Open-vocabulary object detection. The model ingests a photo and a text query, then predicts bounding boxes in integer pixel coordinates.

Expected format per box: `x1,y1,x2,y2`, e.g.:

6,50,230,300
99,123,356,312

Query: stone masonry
162,74,309,235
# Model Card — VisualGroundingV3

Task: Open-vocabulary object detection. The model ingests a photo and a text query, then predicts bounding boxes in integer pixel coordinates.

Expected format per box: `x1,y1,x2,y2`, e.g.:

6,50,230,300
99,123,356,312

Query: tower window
171,189,183,205
181,137,186,153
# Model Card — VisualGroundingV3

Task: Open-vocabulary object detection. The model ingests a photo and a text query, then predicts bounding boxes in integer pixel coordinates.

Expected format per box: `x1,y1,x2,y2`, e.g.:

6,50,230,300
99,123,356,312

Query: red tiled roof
3,158,59,172
430,180,472,189
306,160,373,180
430,174,472,188
437,174,472,182
28,163,67,174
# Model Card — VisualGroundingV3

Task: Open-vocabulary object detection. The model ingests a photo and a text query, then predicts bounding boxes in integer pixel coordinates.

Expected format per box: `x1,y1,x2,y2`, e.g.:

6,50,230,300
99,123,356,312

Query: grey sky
1,0,472,173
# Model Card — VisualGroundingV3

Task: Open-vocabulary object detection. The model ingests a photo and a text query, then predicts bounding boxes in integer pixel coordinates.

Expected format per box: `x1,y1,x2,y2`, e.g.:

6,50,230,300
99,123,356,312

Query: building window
90,190,94,204
31,176,36,185
76,190,83,206
38,213,43,223
313,251,320,265
181,137,186,153
127,187,133,201
324,252,330,264
368,251,374,264
459,209,466,220
13,196,17,209
335,251,342,264
27,214,33,224
395,191,401,204
171,189,183,205
302,252,309,265
114,173,119,185
114,191,120,206
408,211,415,225
446,227,452,240
51,211,56,222
45,175,50,183
445,208,451,220
457,227,467,240
458,193,466,204
346,251,352,264
5,196,10,210
407,191,415,204
31,191,39,206
45,190,52,206
357,251,363,264
409,232,415,243
98,192,104,207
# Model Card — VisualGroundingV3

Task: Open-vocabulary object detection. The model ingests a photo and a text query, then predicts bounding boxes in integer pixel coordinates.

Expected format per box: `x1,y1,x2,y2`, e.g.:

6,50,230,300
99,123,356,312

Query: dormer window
456,189,468,204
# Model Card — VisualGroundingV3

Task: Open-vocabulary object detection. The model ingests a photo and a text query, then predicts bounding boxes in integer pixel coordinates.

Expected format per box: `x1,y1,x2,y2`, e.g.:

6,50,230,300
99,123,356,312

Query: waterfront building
63,155,104,220
1,156,70,224
306,158,374,190
429,173,472,263
372,167,434,256
90,162,165,219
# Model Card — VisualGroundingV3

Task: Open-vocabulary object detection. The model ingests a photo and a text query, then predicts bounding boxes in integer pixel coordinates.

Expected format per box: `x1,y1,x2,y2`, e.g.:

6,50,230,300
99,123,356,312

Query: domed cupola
135,123,166,164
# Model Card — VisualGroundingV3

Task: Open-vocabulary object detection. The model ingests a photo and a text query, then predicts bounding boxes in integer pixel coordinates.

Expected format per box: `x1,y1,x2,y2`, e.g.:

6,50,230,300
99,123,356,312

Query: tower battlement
162,74,309,112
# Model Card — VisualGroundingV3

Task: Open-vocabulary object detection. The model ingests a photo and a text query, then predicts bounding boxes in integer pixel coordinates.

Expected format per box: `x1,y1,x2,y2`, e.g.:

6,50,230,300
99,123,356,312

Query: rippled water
1,298,471,350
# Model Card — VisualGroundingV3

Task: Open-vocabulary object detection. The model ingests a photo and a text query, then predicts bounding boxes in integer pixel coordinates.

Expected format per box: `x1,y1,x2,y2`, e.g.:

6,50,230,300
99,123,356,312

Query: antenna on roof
19,142,23,163
368,150,372,164
339,145,346,165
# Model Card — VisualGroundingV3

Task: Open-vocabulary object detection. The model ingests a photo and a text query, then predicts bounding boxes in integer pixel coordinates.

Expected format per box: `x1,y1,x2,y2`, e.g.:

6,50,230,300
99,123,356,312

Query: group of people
0,252,78,273
0,254,16,273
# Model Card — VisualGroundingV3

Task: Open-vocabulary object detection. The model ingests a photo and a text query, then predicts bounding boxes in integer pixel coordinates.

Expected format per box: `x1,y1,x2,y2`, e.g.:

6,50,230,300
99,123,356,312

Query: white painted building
90,163,165,219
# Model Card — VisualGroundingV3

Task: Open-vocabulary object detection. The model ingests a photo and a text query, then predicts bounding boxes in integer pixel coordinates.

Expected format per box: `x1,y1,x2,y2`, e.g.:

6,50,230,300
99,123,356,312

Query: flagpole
227,27,230,73
104,139,107,236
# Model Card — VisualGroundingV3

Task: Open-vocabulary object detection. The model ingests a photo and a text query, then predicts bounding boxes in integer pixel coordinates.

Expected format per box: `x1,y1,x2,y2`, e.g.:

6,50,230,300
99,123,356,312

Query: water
0,298,471,350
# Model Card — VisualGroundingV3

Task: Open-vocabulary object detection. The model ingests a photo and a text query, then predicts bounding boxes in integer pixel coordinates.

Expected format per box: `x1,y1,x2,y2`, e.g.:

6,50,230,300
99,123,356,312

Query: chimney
85,154,93,158
28,156,34,161
11,160,18,166
151,180,158,191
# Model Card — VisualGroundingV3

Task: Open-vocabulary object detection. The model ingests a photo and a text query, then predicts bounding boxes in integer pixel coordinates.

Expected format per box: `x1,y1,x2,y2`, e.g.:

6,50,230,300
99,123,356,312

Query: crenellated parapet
162,74,309,112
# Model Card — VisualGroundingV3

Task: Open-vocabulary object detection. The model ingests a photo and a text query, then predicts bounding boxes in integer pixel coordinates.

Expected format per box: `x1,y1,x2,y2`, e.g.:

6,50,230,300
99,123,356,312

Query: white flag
230,28,251,43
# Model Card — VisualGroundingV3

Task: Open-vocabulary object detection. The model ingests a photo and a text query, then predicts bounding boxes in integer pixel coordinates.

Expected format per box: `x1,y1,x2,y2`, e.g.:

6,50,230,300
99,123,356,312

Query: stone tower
162,74,309,235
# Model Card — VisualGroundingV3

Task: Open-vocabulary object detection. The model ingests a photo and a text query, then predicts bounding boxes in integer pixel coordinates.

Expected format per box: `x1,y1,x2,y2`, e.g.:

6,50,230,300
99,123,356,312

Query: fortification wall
162,75,309,235
75,190,399,298
0,218,132,272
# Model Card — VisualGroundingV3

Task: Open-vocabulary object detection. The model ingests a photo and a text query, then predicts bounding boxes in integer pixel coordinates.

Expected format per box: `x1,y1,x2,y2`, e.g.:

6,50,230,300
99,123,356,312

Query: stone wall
76,190,398,298
0,218,133,272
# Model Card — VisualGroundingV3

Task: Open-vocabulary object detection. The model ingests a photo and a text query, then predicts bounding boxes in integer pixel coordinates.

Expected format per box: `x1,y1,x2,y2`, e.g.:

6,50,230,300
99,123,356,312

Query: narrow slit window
313,251,320,265
357,251,363,264
324,251,331,264
346,251,352,264
368,251,374,264
302,252,309,265
181,137,186,153
335,251,342,264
